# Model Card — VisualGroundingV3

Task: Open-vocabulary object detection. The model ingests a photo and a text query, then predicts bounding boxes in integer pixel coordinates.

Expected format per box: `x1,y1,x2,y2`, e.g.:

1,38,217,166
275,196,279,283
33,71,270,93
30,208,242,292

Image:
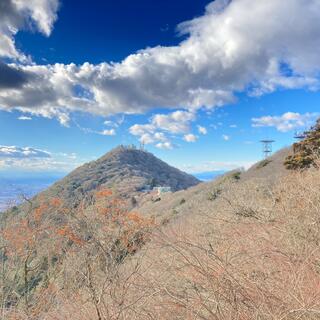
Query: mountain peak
98,145,153,161
38,145,200,206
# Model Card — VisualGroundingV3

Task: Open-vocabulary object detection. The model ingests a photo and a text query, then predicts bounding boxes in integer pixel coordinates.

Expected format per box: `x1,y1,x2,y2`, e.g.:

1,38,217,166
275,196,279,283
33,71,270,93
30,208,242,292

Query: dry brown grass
2,166,320,319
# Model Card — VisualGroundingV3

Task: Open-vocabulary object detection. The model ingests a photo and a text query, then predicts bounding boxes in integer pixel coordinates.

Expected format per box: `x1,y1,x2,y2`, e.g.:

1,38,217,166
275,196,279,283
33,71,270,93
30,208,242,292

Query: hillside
6,146,199,212
113,151,320,320
49,146,198,201
3,146,320,320
136,147,291,223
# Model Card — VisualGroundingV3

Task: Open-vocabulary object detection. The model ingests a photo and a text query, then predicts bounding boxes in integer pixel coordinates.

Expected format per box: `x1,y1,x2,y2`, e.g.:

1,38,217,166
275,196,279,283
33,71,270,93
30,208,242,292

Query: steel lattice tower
260,140,275,159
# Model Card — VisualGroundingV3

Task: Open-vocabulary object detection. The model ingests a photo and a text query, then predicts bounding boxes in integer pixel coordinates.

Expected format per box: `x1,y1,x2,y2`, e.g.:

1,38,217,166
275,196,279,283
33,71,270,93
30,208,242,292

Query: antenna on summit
260,139,275,159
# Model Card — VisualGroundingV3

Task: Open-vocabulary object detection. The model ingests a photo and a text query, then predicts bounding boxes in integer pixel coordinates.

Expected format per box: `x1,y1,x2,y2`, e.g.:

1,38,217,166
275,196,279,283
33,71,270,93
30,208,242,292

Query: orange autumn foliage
95,188,113,198
56,226,84,246
50,197,63,207
126,212,155,227
2,219,35,256
34,203,48,222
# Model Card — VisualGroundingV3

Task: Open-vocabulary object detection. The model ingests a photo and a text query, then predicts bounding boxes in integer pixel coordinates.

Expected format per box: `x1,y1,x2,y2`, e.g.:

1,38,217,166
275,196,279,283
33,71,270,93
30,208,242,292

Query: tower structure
260,139,275,159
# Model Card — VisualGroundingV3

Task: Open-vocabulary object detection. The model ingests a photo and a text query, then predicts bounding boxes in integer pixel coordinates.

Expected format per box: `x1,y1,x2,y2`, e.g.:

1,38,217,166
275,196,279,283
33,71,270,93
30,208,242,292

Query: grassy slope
136,147,291,224
5,147,320,319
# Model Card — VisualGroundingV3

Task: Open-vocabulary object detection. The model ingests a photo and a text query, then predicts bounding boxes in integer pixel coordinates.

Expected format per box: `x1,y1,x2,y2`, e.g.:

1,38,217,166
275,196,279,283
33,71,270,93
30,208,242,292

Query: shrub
0,189,155,319
285,118,320,169
256,159,272,169
230,171,241,181
207,187,222,201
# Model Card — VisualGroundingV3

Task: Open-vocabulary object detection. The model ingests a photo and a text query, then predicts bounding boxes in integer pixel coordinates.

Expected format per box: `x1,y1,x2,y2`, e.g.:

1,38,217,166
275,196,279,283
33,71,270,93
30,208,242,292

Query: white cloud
197,125,207,135
129,110,195,148
184,134,198,143
230,124,237,128
0,145,51,159
155,141,173,150
0,157,76,173
252,112,319,132
130,111,195,136
75,121,117,137
0,148,83,173
1,0,320,124
154,132,168,142
0,0,59,61
103,116,124,128
18,115,32,121
103,120,114,126
134,131,169,146
152,111,196,134
139,133,155,144
222,134,230,141
100,128,116,136
129,124,154,137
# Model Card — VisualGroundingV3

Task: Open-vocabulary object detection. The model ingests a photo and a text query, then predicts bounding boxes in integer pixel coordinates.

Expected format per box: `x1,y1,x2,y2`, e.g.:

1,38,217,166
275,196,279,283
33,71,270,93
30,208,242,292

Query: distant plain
0,177,59,211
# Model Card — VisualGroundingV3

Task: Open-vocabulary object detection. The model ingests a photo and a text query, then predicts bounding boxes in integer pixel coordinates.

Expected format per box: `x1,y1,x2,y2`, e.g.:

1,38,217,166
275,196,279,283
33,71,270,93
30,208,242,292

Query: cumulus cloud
136,132,171,148
130,111,195,136
152,111,196,134
0,146,51,159
1,0,320,125
184,134,198,143
0,0,59,60
0,62,31,89
197,125,207,135
252,112,319,132
129,110,195,147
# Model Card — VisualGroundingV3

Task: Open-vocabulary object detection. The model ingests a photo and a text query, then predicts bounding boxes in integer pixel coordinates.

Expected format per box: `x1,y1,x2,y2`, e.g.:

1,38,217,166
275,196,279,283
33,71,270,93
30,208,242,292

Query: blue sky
0,0,319,176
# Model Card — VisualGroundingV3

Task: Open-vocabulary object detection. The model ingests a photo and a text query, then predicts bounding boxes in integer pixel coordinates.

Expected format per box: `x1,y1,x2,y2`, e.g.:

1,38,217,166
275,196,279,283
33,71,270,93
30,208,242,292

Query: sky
0,0,319,177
